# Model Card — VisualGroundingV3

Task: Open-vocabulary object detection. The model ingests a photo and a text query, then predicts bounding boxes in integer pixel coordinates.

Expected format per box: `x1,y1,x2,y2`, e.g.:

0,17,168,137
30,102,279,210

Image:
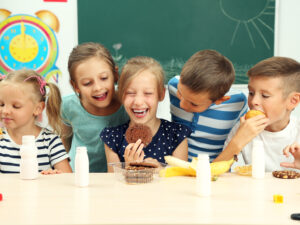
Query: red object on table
43,0,67,2
0,193,3,201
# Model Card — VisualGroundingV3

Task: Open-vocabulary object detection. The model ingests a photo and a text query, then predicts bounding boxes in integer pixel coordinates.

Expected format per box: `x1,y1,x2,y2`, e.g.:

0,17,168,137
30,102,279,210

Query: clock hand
21,21,25,49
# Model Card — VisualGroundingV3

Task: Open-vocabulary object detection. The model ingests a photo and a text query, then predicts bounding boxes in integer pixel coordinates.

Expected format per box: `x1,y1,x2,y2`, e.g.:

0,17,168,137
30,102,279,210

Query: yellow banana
210,158,235,176
164,156,191,168
190,157,235,176
159,167,196,177
163,155,236,178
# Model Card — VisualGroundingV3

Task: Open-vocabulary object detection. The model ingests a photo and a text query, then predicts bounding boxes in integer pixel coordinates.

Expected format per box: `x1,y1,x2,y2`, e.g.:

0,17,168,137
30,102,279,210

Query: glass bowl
109,162,167,184
234,164,252,176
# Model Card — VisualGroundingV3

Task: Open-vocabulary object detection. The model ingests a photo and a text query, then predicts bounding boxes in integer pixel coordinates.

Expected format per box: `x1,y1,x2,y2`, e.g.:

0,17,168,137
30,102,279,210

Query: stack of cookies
124,162,158,184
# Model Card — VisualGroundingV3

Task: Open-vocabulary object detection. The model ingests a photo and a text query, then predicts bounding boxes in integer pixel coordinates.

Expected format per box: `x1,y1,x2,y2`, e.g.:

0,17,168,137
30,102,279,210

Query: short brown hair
118,56,165,102
180,50,235,101
247,56,300,97
68,42,117,84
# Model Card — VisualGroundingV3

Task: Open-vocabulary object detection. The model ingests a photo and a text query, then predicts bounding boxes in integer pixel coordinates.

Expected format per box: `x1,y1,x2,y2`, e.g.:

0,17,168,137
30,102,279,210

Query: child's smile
92,92,108,101
132,108,149,118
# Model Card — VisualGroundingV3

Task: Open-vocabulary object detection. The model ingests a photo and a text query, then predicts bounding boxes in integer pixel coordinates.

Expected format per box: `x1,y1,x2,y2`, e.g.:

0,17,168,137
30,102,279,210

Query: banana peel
161,155,237,178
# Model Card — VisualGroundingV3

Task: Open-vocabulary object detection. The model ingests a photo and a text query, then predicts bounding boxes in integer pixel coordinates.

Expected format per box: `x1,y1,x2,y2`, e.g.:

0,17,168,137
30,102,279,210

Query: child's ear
287,92,300,110
34,101,45,117
70,80,80,95
215,95,231,105
159,87,166,102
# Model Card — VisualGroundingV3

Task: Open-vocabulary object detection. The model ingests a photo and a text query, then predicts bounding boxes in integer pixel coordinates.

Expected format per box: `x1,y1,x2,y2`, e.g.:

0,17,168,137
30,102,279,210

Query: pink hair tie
24,75,47,95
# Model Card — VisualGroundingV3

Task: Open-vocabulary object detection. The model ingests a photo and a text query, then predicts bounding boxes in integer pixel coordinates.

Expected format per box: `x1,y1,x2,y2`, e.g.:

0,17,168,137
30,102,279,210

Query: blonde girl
61,42,129,172
101,56,191,172
0,69,71,174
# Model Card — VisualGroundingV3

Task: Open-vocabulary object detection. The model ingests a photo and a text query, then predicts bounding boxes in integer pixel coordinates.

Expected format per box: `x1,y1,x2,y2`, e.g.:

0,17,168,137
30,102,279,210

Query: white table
0,173,299,225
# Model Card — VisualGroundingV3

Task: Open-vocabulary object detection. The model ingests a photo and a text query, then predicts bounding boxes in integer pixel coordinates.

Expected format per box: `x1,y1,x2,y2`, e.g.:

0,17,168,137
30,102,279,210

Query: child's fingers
240,115,246,123
138,150,145,162
133,143,144,161
283,146,292,157
124,140,144,162
41,169,61,175
280,162,295,169
124,143,134,161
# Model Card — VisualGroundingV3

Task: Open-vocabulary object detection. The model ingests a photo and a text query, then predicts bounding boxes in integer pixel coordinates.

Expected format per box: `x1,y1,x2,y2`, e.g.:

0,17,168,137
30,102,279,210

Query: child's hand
124,139,145,162
144,157,159,164
235,114,269,145
280,143,300,170
41,169,63,175
144,157,161,168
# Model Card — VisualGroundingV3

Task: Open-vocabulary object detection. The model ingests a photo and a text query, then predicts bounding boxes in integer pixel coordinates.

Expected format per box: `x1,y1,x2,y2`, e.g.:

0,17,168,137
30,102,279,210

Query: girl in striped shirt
0,69,71,174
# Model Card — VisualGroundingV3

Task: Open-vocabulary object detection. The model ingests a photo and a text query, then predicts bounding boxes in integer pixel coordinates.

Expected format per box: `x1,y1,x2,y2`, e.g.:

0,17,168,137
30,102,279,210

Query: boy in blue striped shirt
168,50,248,162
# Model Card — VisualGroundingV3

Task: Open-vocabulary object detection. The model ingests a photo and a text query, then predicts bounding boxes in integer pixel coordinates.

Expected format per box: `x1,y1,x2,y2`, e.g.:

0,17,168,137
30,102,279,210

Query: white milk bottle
20,135,38,179
252,139,265,179
196,154,211,196
75,146,89,187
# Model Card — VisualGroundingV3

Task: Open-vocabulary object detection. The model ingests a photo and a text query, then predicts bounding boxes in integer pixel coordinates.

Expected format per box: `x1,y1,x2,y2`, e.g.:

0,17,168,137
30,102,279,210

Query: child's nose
93,80,103,91
249,94,260,107
2,105,10,115
179,99,189,111
133,93,144,105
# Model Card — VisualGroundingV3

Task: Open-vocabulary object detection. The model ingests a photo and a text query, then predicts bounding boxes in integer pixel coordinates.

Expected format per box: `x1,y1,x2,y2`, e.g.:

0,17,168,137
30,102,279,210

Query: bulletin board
78,0,275,84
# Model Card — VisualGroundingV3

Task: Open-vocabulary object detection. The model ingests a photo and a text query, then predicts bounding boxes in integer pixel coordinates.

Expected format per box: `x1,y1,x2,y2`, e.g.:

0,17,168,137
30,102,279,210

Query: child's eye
0,103,4,107
13,105,21,109
248,91,254,96
126,91,135,95
145,92,153,95
83,82,91,86
191,102,198,107
262,94,270,98
100,77,108,81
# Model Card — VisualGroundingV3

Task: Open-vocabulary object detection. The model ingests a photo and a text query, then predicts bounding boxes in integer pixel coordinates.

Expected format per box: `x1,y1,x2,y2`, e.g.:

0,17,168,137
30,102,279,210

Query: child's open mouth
93,92,107,101
132,109,148,118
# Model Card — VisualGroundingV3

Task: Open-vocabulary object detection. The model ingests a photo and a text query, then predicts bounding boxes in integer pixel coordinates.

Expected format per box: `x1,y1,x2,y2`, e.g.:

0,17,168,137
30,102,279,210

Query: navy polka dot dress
100,119,192,163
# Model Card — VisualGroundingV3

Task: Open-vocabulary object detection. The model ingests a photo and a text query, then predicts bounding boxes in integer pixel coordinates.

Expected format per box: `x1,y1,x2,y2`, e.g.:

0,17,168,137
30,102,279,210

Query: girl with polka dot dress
101,56,191,172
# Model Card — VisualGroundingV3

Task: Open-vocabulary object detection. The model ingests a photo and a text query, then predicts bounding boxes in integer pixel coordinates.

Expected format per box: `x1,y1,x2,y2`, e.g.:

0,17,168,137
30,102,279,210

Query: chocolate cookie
272,170,300,179
124,162,157,184
125,124,152,146
129,161,159,168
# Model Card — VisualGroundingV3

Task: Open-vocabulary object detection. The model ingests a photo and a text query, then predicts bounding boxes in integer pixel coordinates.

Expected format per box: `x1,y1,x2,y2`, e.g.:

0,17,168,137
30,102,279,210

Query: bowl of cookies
110,161,167,184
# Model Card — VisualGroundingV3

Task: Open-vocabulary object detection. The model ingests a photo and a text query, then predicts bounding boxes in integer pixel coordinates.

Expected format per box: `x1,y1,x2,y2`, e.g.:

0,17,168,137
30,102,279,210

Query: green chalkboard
78,0,275,84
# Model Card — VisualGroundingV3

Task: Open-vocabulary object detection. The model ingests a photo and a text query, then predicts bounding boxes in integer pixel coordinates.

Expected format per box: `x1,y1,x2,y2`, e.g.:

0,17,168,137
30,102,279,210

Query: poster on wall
0,0,77,96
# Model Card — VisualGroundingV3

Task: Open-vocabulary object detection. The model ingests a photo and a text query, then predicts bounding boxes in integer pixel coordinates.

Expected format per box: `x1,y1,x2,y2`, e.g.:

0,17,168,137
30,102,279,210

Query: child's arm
61,123,73,153
280,143,300,170
54,159,72,172
214,114,269,162
105,144,121,172
172,138,188,161
41,159,72,175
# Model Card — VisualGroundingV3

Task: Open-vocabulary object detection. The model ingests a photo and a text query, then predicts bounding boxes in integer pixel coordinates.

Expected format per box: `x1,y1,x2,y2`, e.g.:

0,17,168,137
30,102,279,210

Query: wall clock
0,9,61,83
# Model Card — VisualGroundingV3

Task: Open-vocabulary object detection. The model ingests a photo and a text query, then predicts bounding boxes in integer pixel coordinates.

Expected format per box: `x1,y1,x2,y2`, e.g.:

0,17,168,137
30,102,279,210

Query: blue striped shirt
0,128,69,173
168,76,248,162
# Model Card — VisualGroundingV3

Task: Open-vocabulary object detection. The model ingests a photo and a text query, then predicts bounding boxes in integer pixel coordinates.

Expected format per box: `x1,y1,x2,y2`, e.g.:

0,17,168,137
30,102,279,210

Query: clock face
0,14,58,78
